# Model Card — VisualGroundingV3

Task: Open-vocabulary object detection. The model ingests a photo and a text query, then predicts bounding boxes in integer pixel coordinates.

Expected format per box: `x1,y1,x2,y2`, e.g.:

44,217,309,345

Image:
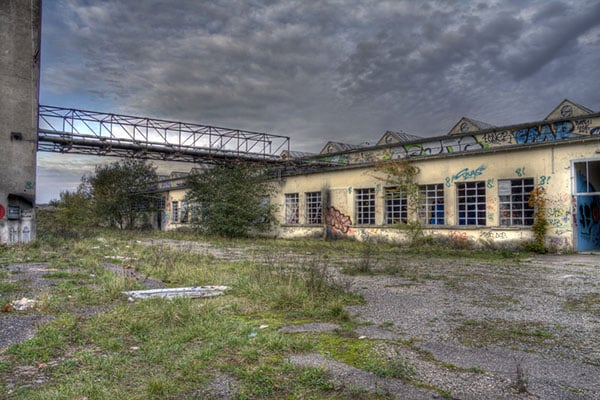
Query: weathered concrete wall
274,139,600,252
0,0,41,243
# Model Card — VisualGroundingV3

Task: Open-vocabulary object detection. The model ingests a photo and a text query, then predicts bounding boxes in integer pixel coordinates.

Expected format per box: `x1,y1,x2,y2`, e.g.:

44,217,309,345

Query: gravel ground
335,254,600,399
2,242,599,399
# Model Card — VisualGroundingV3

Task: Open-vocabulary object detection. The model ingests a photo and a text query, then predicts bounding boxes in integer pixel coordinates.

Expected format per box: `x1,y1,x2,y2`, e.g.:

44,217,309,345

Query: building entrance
573,160,600,251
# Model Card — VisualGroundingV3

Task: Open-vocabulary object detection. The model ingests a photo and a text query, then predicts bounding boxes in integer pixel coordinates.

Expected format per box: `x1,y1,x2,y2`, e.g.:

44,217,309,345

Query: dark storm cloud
41,0,600,151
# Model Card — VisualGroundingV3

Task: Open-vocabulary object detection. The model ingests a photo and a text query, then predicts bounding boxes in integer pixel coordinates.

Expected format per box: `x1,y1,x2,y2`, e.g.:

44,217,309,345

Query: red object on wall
0,205,5,219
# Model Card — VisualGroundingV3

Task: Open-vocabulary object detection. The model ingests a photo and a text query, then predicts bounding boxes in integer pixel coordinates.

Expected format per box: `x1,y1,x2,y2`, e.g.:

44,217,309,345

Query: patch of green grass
8,313,83,364
3,231,371,399
364,354,414,380
0,280,19,297
563,293,600,316
0,360,11,373
454,318,560,349
315,334,414,381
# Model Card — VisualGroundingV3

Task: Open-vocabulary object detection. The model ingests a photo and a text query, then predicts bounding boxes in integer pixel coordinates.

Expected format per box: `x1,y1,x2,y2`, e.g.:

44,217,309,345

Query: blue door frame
574,162,600,252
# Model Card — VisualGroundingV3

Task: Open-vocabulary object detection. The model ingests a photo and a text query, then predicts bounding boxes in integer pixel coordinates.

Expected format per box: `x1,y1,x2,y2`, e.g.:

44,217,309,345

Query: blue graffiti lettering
446,165,486,186
514,121,575,144
453,165,486,181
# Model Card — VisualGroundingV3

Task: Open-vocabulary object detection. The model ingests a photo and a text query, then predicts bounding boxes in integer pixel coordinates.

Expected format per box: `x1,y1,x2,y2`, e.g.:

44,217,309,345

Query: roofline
279,134,600,178
295,111,600,161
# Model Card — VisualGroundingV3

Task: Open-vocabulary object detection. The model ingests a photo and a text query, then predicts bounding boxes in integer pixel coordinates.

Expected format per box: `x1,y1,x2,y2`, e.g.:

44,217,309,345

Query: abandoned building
157,99,600,253
2,2,599,252
0,0,41,244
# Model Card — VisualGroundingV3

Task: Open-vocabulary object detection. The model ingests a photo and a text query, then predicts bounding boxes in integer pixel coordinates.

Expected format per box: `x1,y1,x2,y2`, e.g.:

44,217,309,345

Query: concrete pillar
0,0,41,244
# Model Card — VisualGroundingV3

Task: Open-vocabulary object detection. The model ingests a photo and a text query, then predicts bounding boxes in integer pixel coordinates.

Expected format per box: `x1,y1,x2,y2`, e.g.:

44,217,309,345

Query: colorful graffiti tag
325,207,352,234
445,165,486,186
390,135,487,160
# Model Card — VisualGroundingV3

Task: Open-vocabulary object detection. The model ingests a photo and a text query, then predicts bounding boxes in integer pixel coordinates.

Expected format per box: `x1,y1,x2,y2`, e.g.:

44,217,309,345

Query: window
180,201,188,223
355,188,375,225
384,187,407,224
457,181,486,226
574,160,600,194
172,201,179,223
499,178,534,226
419,184,444,225
285,193,299,224
306,191,322,224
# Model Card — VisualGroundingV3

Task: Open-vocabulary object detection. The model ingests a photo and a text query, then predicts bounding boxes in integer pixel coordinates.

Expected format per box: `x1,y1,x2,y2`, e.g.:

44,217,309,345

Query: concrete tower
0,0,41,243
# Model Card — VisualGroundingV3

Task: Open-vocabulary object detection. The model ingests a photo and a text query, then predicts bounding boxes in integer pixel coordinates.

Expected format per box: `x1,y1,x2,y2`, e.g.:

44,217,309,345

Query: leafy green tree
54,187,95,228
82,159,158,229
185,163,276,237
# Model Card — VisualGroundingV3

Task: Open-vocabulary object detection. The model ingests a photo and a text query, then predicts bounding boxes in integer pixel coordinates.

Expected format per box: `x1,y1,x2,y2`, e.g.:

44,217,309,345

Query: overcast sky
37,0,600,203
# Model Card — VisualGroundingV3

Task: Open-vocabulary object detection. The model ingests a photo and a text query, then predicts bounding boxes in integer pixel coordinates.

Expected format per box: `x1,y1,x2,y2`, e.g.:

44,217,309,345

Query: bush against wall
527,186,549,253
185,163,277,237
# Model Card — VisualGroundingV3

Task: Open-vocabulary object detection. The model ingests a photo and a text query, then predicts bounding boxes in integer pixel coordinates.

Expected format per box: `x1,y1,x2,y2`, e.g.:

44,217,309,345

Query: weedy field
1,223,599,399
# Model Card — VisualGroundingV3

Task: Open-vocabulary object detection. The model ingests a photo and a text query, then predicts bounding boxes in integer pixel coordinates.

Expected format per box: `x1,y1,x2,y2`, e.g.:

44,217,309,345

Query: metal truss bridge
37,105,290,164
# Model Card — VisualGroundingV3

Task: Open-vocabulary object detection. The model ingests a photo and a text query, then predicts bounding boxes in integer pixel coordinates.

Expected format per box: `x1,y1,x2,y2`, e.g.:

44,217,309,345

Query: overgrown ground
1,222,599,399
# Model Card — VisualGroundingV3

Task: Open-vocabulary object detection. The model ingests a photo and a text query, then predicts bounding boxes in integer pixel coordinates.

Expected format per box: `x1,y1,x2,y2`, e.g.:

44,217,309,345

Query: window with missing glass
419,184,444,225
284,193,299,224
457,181,486,226
305,191,322,224
355,188,375,225
172,201,179,223
574,160,600,194
384,187,407,224
499,178,534,226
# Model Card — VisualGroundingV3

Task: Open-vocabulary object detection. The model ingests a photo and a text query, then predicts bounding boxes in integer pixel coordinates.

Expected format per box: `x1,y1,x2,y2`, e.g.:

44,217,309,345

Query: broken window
457,181,486,226
384,187,407,224
180,201,188,222
305,191,322,224
172,201,179,222
499,178,534,226
285,193,299,224
574,160,600,194
419,184,444,225
355,188,375,225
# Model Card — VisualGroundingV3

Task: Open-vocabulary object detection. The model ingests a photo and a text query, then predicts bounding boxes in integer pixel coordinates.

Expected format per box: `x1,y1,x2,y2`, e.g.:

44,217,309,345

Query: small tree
82,159,158,229
54,187,95,228
185,163,276,237
527,186,548,253
375,158,423,241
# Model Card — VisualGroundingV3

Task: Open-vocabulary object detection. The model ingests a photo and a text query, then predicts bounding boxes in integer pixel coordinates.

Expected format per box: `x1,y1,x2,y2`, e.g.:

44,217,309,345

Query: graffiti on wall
547,206,571,230
578,201,600,237
445,165,486,186
449,231,468,241
480,119,600,147
549,237,571,251
479,231,508,240
302,116,600,167
390,135,487,160
325,207,352,234
482,130,514,145
513,121,576,144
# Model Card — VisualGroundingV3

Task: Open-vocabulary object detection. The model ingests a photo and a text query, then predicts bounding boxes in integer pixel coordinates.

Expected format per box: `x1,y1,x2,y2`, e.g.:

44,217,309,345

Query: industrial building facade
159,99,600,253
274,99,600,252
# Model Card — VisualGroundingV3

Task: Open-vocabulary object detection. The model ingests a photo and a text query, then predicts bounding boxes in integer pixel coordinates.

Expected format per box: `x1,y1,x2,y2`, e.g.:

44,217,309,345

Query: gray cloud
38,0,600,200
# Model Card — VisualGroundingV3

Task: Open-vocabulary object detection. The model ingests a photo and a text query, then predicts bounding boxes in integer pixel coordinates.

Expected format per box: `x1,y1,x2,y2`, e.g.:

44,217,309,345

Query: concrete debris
123,286,229,300
10,297,39,311
104,255,134,261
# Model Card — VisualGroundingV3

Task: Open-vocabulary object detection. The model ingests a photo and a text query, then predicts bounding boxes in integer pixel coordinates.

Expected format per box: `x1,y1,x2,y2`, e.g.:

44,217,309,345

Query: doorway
573,160,600,251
